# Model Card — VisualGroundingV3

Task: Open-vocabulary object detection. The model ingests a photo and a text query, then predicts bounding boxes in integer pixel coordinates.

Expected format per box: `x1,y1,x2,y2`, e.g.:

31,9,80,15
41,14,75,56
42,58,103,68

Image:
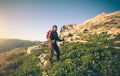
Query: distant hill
60,11,120,42
0,39,40,52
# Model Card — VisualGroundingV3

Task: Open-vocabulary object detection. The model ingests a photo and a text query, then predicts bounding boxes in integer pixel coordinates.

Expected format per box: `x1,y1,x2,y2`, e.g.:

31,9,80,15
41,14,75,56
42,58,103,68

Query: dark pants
49,42,60,62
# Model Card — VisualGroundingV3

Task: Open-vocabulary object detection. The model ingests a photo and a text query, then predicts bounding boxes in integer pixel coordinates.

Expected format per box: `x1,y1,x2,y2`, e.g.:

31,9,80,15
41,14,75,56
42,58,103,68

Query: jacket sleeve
56,32,63,41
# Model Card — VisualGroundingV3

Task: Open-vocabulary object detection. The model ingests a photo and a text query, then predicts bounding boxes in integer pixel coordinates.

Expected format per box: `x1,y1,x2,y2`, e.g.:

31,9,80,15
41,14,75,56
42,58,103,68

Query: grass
0,34,120,76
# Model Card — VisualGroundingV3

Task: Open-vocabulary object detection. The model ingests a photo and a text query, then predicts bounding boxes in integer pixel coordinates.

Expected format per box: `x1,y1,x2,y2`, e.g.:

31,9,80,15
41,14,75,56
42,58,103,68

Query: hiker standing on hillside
47,25,64,64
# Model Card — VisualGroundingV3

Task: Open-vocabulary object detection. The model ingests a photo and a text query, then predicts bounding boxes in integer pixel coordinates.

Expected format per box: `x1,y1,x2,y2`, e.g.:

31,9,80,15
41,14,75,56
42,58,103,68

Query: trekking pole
62,38,65,51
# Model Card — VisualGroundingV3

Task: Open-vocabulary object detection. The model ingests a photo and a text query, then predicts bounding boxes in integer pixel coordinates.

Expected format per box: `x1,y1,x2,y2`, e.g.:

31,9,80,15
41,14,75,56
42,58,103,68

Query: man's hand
52,40,55,43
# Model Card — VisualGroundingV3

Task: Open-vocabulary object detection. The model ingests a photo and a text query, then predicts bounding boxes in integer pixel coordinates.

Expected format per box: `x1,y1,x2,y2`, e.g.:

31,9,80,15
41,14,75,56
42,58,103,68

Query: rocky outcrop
59,11,120,42
27,45,41,54
37,53,49,68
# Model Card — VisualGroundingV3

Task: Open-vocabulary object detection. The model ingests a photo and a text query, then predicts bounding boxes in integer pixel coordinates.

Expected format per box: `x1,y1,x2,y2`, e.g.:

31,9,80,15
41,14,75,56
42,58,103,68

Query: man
48,25,64,64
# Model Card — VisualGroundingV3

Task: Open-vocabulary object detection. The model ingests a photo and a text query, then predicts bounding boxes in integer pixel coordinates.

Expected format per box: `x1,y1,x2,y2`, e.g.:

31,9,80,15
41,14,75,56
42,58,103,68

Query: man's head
52,25,57,31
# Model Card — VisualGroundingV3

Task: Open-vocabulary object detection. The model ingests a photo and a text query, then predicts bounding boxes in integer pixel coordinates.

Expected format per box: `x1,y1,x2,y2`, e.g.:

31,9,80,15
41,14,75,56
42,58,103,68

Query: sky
0,0,120,41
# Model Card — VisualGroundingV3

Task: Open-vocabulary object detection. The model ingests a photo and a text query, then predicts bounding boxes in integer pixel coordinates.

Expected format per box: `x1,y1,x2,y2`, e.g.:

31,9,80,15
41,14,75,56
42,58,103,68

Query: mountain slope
0,39,40,52
0,34,120,76
60,11,120,42
0,11,120,76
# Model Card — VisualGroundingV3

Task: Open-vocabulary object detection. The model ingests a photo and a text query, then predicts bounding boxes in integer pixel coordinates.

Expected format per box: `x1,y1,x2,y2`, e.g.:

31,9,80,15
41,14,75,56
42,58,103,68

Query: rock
57,42,63,47
41,71,48,76
37,53,49,68
27,45,40,54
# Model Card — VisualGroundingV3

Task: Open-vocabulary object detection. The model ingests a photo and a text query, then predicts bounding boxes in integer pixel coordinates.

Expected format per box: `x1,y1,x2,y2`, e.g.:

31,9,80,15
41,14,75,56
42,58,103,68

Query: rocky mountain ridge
59,11,120,42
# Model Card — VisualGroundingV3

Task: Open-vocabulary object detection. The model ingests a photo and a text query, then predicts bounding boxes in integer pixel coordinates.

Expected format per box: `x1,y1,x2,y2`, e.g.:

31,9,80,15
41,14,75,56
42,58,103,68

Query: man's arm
56,32,63,42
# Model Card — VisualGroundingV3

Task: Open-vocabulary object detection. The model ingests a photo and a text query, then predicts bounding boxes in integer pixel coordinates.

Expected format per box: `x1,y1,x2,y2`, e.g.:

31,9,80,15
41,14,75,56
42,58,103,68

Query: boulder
27,45,40,54
37,53,49,68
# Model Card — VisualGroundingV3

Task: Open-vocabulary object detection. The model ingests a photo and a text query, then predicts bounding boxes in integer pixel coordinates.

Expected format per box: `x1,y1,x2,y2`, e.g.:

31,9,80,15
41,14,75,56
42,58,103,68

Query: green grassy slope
0,34,120,76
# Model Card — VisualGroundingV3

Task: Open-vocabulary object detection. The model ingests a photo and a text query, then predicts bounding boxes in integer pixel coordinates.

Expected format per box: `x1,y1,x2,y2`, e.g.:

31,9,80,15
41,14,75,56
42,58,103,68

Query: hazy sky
0,0,120,41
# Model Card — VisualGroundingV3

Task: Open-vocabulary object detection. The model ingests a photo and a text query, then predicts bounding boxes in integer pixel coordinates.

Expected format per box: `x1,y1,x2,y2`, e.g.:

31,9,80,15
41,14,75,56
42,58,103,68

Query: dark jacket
49,31,62,42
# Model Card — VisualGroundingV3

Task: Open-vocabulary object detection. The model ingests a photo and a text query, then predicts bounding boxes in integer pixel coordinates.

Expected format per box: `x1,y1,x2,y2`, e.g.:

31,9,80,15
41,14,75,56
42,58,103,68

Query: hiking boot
50,60,53,65
57,57,61,61
57,56,60,60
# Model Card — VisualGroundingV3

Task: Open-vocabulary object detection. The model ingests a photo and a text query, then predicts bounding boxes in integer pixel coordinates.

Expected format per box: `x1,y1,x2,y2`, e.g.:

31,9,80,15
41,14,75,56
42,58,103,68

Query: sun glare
0,9,10,36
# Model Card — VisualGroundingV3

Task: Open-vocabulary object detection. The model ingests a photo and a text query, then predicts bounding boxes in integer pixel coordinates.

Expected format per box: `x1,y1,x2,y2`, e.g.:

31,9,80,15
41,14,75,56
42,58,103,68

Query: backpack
46,30,52,39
